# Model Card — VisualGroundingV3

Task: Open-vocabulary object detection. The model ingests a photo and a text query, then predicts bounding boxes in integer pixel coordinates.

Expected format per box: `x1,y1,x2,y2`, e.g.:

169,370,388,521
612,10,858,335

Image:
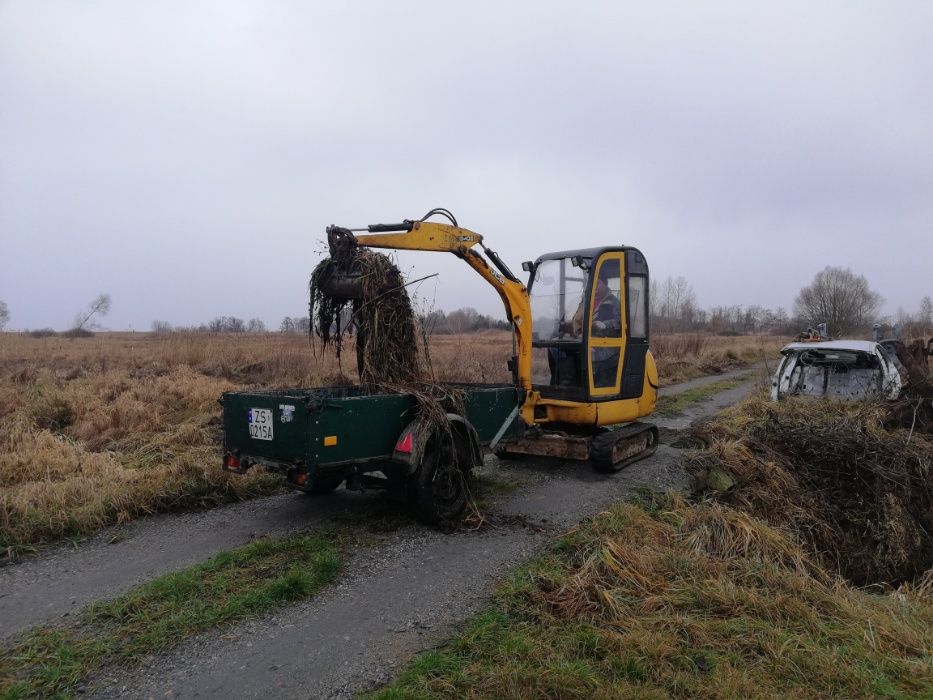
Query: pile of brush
308,227,475,523
688,393,933,587
887,338,933,434
309,226,425,385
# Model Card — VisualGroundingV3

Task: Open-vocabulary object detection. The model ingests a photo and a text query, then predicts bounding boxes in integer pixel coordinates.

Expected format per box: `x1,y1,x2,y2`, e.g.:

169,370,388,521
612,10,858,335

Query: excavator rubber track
589,421,658,472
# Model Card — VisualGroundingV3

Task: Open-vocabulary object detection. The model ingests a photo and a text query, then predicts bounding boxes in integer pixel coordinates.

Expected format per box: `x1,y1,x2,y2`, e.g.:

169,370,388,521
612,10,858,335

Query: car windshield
796,349,879,368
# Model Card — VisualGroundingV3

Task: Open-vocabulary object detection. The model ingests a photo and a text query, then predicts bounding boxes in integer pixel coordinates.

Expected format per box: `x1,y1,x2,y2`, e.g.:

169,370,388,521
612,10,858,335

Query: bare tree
246,318,266,333
446,307,480,334
151,320,173,334
653,276,698,332
71,293,112,333
648,279,659,320
894,307,913,327
208,316,246,333
919,295,933,331
794,267,881,335
0,300,8,331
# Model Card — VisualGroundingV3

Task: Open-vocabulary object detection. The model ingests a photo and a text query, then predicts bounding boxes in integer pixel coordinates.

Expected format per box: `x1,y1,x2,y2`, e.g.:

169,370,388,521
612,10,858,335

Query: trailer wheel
410,432,469,524
304,475,343,496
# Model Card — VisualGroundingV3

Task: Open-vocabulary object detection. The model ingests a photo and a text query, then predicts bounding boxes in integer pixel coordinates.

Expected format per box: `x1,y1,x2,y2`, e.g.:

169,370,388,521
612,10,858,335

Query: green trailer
221,384,523,522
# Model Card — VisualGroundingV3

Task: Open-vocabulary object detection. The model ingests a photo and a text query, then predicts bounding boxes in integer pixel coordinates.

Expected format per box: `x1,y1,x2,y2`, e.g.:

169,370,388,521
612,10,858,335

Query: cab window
590,259,622,338
628,275,647,338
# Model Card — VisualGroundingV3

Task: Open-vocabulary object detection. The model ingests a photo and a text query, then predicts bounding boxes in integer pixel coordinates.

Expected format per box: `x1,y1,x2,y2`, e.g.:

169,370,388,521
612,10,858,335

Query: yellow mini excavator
323,208,659,471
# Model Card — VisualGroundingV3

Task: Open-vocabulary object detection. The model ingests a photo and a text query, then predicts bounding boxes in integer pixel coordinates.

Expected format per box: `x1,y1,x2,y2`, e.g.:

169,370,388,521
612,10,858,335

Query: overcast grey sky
1,1,931,330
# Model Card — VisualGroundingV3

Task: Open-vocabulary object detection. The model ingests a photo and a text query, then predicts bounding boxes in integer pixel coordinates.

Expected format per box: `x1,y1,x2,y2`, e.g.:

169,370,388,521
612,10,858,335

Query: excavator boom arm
345,220,533,391
353,221,484,253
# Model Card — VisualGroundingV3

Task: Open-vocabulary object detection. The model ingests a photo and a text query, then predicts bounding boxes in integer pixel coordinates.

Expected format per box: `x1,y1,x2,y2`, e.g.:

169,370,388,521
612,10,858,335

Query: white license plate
248,408,274,440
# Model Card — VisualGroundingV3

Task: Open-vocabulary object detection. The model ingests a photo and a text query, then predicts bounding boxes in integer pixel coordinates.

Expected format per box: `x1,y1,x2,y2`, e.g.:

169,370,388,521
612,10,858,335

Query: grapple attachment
319,268,364,300
320,225,364,300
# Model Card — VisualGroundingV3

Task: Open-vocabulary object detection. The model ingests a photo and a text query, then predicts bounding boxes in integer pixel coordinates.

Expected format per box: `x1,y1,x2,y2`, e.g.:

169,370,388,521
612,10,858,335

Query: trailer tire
304,475,343,496
409,431,470,525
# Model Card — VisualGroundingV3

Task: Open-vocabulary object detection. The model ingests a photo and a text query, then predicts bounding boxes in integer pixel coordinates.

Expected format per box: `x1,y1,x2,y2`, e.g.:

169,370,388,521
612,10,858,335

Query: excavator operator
549,263,622,386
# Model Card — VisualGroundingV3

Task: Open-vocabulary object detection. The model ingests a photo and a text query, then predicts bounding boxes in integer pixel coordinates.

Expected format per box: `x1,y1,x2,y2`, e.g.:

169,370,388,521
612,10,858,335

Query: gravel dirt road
0,366,767,699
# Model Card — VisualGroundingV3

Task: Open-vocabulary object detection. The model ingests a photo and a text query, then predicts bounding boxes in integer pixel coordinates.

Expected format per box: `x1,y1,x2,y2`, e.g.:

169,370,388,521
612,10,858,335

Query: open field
0,331,781,555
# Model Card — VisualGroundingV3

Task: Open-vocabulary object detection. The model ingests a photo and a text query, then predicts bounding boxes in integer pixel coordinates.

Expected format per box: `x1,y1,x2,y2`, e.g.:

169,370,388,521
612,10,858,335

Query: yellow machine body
349,216,657,430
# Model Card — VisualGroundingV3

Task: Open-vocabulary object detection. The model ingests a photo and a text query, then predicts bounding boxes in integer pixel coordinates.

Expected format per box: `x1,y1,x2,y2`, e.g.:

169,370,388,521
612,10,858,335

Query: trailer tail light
395,432,413,454
223,453,241,471
289,471,308,486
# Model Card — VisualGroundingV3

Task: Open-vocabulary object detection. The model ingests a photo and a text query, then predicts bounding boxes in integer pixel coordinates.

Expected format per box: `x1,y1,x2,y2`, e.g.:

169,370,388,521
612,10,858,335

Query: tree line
151,317,268,334
4,267,929,339
650,267,931,337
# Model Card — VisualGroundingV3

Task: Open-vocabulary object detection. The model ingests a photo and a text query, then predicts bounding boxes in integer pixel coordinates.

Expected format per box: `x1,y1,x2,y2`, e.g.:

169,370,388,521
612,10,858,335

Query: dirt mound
887,338,933,433
309,228,423,385
688,393,933,587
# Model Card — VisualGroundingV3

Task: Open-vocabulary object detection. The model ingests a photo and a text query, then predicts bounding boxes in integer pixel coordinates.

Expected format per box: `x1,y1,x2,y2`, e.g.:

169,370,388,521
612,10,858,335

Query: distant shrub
28,328,57,338
61,328,94,338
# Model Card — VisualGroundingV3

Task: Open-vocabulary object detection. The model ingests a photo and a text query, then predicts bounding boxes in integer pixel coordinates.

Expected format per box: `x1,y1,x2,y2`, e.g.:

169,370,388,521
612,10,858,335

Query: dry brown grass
0,331,517,554
0,334,299,556
652,333,784,386
0,330,775,553
688,392,933,587
371,495,933,699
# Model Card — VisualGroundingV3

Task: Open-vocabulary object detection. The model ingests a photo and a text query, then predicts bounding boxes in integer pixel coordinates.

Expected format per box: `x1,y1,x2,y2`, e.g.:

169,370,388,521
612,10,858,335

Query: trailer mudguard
391,413,482,474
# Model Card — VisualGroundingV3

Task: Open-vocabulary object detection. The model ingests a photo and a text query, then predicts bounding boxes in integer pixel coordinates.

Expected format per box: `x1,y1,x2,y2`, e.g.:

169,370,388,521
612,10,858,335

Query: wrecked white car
771,340,904,401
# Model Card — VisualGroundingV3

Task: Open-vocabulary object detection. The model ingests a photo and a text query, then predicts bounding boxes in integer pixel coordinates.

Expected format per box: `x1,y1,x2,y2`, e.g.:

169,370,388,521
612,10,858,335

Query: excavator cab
527,247,651,404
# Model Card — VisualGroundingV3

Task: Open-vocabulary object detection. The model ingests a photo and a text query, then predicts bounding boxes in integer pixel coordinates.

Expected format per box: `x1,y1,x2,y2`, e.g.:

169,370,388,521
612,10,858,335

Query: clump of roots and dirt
687,392,933,587
309,226,425,385
308,226,466,433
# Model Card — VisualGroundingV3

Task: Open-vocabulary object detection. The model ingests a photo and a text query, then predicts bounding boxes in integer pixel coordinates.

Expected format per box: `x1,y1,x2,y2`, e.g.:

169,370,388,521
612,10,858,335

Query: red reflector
292,472,308,485
224,454,240,470
395,432,413,454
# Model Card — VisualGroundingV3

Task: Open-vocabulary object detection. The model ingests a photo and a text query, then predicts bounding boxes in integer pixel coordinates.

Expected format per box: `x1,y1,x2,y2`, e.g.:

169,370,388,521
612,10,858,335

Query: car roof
781,340,880,354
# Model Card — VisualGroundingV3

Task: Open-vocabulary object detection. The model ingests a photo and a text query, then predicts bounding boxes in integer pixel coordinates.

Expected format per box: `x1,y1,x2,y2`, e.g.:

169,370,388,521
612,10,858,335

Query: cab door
586,253,626,397
620,250,649,399
585,250,650,400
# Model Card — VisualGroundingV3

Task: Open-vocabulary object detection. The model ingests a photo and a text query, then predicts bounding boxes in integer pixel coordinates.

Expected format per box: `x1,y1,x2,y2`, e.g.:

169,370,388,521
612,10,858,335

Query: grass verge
368,495,932,699
653,333,782,387
654,376,747,417
0,531,344,699
688,391,933,586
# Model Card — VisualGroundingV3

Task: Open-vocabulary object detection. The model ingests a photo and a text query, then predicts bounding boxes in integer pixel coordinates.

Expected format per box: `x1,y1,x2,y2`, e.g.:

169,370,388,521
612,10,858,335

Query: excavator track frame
589,422,658,472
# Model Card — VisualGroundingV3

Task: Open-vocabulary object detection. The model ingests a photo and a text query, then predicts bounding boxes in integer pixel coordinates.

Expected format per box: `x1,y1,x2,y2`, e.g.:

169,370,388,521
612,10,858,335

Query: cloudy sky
1,1,931,330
